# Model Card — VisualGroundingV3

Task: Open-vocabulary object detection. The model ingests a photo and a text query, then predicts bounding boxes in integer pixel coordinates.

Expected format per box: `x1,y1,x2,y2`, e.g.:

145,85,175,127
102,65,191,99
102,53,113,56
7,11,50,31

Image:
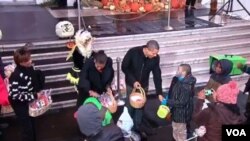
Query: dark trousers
76,88,89,108
126,86,143,131
125,85,148,131
186,121,193,139
186,0,196,7
9,99,36,141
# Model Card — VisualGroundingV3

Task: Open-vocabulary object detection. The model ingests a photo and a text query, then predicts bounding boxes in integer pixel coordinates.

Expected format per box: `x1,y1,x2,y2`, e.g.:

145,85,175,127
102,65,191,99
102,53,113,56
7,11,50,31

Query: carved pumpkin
130,2,140,12
144,3,153,12
55,21,75,38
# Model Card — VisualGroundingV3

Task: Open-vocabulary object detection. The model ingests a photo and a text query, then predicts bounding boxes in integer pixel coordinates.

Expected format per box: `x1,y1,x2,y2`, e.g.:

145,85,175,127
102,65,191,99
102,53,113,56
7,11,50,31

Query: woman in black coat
77,50,114,107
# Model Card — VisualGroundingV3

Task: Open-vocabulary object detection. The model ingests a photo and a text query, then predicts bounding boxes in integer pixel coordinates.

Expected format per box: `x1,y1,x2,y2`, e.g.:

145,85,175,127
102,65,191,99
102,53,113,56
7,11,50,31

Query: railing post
77,0,81,30
116,57,121,96
165,0,173,30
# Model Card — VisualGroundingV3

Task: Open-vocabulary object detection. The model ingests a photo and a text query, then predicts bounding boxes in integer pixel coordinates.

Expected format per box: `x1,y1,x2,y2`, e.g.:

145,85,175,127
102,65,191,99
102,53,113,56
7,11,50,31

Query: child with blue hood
166,64,196,141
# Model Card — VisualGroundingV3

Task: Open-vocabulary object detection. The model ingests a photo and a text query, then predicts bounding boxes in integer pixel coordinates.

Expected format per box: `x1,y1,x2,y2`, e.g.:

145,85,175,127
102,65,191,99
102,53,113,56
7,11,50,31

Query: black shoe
191,6,196,10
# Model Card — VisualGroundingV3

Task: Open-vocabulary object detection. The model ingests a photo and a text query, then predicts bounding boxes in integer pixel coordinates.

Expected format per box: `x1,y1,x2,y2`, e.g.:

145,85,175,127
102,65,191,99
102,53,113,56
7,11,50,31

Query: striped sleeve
9,80,20,99
9,73,35,102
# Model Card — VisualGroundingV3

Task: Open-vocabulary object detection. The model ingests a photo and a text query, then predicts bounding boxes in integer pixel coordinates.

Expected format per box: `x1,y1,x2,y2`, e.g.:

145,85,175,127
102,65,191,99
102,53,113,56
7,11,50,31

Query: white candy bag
117,107,134,137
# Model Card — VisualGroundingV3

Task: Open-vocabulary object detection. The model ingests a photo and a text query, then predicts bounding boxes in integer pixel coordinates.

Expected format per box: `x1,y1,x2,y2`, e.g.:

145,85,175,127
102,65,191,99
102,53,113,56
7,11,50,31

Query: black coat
78,57,114,94
72,48,95,70
170,75,196,123
9,65,45,102
121,46,162,94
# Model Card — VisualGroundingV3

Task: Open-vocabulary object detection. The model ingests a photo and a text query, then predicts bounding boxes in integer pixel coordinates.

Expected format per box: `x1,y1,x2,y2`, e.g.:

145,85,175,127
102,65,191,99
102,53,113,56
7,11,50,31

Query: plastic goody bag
29,89,52,117
117,107,134,137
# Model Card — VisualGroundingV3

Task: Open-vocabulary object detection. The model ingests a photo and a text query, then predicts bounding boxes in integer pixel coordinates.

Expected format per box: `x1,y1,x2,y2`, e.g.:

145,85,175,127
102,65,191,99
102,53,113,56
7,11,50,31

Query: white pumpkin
55,21,75,38
110,5,116,11
165,4,169,9
139,6,145,12
0,29,2,40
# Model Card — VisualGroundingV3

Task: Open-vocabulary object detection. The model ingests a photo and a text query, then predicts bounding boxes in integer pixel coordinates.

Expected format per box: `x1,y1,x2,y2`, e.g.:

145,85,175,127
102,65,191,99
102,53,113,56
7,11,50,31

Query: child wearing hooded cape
76,90,125,141
206,59,233,91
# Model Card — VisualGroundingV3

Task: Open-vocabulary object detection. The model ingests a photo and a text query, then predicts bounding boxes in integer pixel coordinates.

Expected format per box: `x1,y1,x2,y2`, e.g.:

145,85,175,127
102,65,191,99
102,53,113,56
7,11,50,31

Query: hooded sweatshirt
193,100,246,141
206,59,233,91
171,75,197,123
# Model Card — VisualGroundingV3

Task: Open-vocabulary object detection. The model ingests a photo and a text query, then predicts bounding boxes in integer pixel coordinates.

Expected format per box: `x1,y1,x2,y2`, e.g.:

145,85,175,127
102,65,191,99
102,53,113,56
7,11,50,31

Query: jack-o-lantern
55,21,75,38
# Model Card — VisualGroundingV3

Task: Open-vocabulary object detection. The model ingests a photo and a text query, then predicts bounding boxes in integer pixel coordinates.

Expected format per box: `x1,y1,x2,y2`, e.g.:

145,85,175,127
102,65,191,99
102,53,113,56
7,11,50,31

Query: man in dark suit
122,40,163,134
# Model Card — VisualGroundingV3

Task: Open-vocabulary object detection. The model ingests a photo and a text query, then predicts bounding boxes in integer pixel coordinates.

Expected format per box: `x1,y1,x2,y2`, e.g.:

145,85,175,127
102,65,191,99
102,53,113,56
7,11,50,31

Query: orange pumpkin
130,2,140,12
144,3,153,12
139,0,144,5
114,0,120,7
123,4,131,12
66,41,76,49
179,0,186,8
171,0,180,9
101,0,109,6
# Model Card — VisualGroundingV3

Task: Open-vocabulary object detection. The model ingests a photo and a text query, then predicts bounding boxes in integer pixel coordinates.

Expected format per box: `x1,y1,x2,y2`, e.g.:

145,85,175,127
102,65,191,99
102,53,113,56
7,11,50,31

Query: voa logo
226,129,247,136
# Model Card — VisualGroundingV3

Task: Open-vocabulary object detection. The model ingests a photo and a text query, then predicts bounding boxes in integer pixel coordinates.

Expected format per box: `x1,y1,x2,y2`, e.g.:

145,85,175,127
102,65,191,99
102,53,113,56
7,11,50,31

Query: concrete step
42,47,250,84
2,30,250,65
47,68,249,98
1,21,250,52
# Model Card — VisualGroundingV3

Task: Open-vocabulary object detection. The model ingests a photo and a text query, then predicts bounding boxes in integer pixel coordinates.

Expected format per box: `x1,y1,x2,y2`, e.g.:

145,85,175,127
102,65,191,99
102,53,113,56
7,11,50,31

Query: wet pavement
1,92,248,141
0,96,174,141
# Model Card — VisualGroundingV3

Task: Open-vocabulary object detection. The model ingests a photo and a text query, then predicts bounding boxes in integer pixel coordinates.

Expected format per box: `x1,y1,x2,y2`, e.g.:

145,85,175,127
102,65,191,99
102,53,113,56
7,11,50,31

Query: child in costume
66,29,95,91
